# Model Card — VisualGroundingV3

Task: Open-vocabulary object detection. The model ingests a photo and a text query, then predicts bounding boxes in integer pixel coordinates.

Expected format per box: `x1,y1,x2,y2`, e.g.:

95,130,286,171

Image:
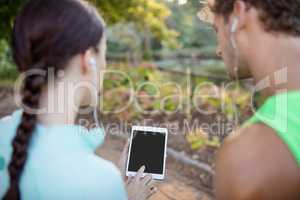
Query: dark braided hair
3,0,104,199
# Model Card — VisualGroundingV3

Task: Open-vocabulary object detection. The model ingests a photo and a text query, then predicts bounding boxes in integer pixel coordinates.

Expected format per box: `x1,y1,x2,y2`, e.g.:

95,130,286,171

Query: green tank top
243,91,300,167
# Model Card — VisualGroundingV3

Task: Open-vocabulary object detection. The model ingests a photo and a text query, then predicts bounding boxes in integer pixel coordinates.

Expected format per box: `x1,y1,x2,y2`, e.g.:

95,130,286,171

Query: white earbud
231,17,239,33
89,58,97,72
89,57,103,136
229,17,240,79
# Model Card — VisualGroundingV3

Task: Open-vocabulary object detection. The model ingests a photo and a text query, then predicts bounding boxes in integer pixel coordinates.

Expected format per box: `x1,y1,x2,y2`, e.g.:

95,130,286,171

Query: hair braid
4,67,47,200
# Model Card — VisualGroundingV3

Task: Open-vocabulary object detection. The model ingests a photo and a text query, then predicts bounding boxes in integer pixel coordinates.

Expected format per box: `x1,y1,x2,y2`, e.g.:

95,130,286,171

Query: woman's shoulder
28,128,127,199
31,153,127,200
84,153,122,179
0,110,22,148
81,153,125,188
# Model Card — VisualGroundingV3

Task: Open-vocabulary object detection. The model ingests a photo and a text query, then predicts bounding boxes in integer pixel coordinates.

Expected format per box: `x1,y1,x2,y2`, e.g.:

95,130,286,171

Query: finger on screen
134,165,145,182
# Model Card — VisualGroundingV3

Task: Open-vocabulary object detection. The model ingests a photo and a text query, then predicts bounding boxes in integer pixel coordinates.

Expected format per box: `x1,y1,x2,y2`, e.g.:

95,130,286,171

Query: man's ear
80,50,93,75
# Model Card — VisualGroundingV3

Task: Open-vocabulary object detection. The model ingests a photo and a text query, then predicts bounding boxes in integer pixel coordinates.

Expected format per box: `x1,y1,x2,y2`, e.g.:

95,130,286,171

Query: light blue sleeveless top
0,110,127,200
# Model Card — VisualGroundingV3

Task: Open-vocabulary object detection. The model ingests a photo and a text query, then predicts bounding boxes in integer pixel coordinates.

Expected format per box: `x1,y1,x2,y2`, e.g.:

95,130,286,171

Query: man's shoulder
223,123,280,153
215,123,300,199
222,123,299,163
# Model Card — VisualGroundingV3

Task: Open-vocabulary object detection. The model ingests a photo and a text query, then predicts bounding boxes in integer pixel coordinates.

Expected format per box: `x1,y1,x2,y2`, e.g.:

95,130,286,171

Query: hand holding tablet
126,126,168,180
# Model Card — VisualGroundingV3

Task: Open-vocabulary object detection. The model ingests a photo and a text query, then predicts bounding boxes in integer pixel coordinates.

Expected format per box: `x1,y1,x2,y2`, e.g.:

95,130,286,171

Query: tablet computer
126,126,168,180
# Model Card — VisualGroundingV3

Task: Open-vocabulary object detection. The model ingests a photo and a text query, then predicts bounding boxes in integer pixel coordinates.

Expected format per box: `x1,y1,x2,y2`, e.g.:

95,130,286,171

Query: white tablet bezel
126,126,168,180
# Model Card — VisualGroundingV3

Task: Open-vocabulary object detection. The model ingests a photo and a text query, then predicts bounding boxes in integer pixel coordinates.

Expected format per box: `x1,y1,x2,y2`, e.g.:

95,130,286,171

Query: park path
97,135,209,200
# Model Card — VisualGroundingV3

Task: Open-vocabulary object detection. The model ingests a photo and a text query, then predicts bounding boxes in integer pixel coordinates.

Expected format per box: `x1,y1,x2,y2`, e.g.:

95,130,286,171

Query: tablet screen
128,130,166,174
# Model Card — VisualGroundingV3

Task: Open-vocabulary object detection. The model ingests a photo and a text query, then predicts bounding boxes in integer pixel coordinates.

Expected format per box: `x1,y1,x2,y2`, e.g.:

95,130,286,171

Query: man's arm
215,123,300,200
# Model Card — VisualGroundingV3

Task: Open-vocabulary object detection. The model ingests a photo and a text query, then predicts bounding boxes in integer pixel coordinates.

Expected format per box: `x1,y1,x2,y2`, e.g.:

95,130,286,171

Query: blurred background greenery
0,0,217,67
0,0,258,152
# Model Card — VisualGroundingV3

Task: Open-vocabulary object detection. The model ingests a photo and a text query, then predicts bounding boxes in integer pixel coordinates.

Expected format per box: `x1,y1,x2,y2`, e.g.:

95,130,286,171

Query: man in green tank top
203,0,300,199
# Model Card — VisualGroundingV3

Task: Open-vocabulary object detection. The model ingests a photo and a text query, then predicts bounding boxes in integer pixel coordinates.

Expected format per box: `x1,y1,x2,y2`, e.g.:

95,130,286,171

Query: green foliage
102,64,186,119
166,0,217,48
186,129,221,150
104,0,180,58
0,0,24,40
98,0,178,47
193,83,253,121
101,64,255,123
106,23,144,64
0,0,178,49
0,40,18,81
126,0,179,48
107,23,141,52
91,0,133,24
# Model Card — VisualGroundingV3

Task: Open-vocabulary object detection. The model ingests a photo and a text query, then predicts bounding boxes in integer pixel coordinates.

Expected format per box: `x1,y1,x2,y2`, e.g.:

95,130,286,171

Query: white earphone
89,57,97,72
89,57,98,84
231,17,239,33
230,17,240,79
230,17,239,50
89,57,103,134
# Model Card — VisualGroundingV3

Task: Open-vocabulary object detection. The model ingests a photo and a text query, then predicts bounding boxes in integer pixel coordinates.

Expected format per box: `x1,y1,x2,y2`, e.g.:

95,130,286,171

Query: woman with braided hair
0,0,156,199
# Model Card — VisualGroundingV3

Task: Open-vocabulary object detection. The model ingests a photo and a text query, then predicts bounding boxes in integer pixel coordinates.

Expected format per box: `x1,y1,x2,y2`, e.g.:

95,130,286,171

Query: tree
0,0,178,47
0,0,23,40
126,0,179,49
165,0,217,48
85,0,179,49
91,0,133,24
